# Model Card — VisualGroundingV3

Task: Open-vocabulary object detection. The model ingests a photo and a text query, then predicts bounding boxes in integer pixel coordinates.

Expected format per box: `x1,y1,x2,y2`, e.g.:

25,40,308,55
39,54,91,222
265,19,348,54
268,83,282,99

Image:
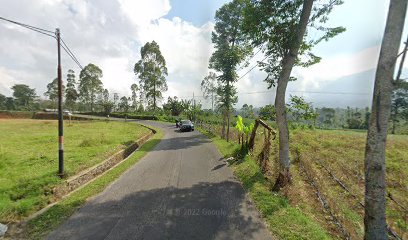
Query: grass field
0,119,150,222
200,129,331,239
289,129,408,239
201,123,408,239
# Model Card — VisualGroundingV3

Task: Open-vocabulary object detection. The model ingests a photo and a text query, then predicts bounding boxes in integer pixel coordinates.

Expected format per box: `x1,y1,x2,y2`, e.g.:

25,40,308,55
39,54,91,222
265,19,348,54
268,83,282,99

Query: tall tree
134,41,168,111
11,84,37,110
259,104,276,121
244,0,344,189
163,96,183,116
78,63,104,112
287,95,317,125
210,0,252,141
364,1,407,238
321,107,336,127
101,89,113,115
65,69,78,111
241,103,255,119
201,72,219,112
119,96,130,113
113,93,119,112
131,83,139,111
45,78,65,108
5,97,15,110
0,93,6,110
390,78,408,134
44,78,58,103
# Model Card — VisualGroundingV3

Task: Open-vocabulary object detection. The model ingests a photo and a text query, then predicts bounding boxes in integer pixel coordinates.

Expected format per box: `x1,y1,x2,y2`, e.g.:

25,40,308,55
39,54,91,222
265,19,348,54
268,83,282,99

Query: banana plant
235,115,254,149
235,115,244,145
243,123,254,147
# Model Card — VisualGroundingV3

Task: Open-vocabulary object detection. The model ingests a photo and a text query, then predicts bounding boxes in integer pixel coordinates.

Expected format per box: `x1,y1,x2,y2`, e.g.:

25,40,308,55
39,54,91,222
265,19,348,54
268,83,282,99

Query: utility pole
56,28,64,178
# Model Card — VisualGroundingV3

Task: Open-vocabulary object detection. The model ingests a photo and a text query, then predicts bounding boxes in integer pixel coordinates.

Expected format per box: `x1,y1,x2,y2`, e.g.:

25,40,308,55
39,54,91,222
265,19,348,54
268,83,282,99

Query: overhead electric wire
0,17,56,38
0,16,54,34
237,44,265,71
0,16,84,70
60,43,83,70
177,89,370,99
237,55,269,81
60,38,83,69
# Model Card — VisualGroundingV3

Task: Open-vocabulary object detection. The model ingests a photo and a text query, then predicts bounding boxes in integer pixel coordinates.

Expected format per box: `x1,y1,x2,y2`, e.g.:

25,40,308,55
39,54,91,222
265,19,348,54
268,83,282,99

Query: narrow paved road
47,121,272,240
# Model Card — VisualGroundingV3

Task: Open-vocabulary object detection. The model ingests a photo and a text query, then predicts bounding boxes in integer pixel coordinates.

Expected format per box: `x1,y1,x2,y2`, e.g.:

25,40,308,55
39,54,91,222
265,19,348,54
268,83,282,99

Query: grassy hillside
0,119,150,222
202,123,408,239
288,129,407,239
201,131,331,239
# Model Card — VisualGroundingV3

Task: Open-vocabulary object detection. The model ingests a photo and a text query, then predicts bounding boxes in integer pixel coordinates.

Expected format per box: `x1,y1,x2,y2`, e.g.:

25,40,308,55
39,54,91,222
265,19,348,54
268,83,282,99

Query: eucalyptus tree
243,0,345,188
65,69,78,111
131,83,139,111
209,0,252,141
113,93,119,111
44,78,63,108
201,72,218,112
364,0,407,238
134,41,168,112
119,96,130,113
0,94,6,110
78,63,104,112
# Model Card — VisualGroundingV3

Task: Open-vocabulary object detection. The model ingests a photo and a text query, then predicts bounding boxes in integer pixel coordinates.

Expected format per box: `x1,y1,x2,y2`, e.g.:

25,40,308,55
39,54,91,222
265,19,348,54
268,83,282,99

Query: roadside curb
52,126,156,199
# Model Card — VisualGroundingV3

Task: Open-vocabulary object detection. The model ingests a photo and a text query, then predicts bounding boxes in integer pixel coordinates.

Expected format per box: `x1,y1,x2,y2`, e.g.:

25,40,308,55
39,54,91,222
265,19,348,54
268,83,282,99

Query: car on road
179,120,194,132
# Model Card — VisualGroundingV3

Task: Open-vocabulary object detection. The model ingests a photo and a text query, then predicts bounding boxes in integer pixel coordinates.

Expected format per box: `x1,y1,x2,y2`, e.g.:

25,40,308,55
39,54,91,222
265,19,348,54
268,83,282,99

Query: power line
237,90,370,95
237,45,265,71
0,16,55,37
60,43,83,70
0,16,84,70
288,90,370,95
237,55,269,81
60,38,83,70
177,89,370,99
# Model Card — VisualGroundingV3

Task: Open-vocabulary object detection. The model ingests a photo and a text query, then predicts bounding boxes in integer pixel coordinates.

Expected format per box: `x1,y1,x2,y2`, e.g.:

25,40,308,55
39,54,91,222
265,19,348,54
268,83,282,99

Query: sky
0,0,407,109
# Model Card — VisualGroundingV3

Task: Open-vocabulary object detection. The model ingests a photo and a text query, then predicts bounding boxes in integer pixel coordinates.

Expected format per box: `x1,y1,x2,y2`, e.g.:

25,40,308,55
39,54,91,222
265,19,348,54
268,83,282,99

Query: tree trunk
153,83,156,112
91,92,94,113
273,0,314,191
227,113,230,142
364,1,407,239
221,110,226,139
226,80,231,142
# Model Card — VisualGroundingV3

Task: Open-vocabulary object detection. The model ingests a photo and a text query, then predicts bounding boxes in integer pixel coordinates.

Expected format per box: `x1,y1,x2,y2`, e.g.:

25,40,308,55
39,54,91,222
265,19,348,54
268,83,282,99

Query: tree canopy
134,41,168,111
79,63,104,112
209,0,252,141
11,84,37,110
65,69,78,110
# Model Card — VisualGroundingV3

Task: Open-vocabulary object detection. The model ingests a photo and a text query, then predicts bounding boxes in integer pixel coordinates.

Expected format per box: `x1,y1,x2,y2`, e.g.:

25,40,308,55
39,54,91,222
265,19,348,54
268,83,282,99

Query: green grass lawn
0,119,151,222
290,129,408,238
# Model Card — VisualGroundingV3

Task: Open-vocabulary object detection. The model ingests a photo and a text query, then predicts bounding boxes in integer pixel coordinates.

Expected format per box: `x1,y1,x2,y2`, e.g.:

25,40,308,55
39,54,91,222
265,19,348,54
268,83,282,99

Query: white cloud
118,0,171,26
0,0,214,106
292,45,380,91
0,0,394,109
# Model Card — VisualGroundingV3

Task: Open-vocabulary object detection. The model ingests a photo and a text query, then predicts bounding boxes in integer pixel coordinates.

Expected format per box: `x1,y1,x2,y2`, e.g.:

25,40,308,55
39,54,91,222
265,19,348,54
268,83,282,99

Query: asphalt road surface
47,121,273,240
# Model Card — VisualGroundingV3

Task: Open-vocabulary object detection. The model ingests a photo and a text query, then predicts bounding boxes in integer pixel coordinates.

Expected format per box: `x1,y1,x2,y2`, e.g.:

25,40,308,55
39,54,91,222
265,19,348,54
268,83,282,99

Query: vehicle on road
179,120,194,132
